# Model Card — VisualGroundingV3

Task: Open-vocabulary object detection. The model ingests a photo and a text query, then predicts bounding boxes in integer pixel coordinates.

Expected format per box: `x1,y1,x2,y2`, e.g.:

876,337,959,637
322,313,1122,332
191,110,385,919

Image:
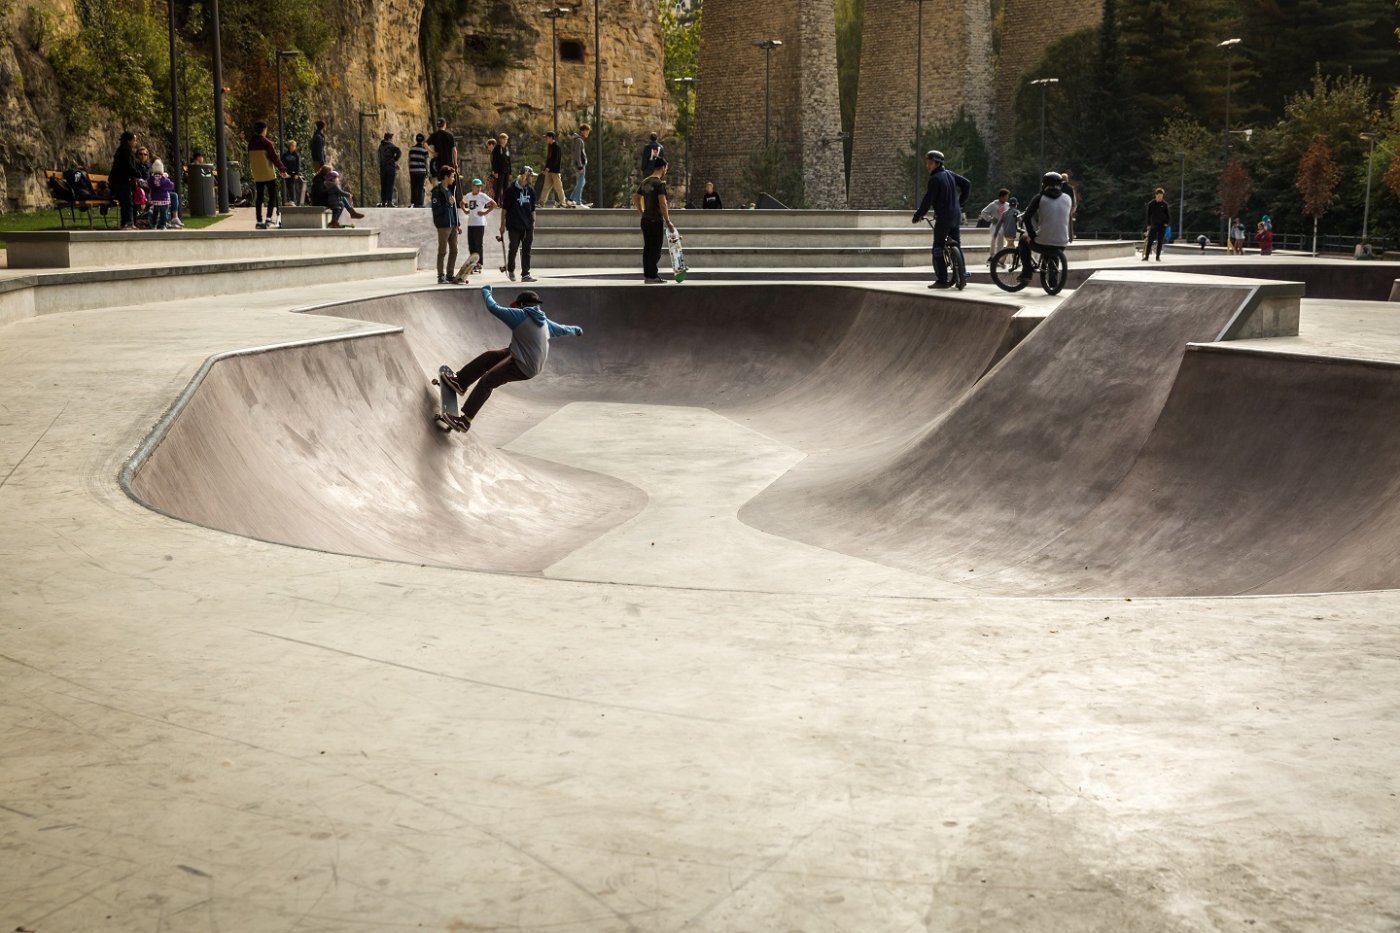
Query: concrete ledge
279,206,331,229
5,227,379,269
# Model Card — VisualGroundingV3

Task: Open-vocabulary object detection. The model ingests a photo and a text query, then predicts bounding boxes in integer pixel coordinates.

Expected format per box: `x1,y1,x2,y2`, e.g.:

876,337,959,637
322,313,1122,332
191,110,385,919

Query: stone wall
848,0,994,210
995,0,1102,159
690,0,846,209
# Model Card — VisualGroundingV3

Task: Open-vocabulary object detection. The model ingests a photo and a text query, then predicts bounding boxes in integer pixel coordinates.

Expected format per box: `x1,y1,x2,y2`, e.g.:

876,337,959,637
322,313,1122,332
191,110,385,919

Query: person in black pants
499,166,537,282
633,156,675,283
491,133,512,204
109,131,141,229
1143,187,1171,261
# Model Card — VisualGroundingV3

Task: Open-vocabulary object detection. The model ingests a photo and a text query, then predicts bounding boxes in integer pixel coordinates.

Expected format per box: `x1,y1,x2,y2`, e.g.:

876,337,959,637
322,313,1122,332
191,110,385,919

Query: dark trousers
1145,224,1166,259
456,348,531,420
115,183,135,227
641,216,665,278
379,168,397,206
467,225,485,260
254,179,279,223
410,172,427,208
507,225,533,275
930,213,960,282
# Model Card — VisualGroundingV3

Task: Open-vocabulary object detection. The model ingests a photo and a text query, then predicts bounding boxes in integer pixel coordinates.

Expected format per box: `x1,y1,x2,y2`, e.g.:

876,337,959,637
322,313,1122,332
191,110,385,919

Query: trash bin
223,160,242,206
186,164,215,216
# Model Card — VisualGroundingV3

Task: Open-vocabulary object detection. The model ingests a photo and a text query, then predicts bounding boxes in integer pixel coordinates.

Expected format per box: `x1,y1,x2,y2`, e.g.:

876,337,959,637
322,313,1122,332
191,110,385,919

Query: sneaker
447,276,464,285
508,271,516,281
927,280,953,289
446,412,472,432
643,277,664,284
437,275,447,284
349,209,365,220
255,222,267,230
440,370,466,395
520,273,536,282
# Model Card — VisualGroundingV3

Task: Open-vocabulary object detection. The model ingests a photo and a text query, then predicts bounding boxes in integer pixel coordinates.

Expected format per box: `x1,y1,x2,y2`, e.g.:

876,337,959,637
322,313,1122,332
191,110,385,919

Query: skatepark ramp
125,277,1400,596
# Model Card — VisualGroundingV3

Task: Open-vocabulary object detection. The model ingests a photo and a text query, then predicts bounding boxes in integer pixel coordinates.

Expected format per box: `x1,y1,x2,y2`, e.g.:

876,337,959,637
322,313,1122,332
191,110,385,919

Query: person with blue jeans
911,149,971,289
438,285,583,432
569,124,591,206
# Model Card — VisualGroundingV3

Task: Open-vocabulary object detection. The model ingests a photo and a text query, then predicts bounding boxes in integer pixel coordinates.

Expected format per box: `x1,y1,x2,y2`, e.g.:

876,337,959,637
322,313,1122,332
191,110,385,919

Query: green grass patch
0,209,228,250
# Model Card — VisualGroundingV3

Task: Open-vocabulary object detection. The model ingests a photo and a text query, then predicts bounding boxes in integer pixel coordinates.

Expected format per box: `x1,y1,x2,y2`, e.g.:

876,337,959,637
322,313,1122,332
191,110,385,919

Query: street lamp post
753,39,783,149
211,0,229,213
1361,132,1377,249
541,7,571,139
166,0,181,206
1178,150,1186,239
1029,77,1059,167
671,76,697,206
1218,37,1241,244
594,0,602,207
276,50,300,149
357,108,376,206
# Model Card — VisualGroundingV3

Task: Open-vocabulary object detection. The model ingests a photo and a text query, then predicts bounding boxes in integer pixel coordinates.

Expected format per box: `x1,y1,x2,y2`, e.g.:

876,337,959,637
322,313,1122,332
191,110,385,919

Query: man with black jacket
911,149,971,289
108,131,142,229
1143,187,1171,261
491,133,512,203
540,132,566,207
377,133,401,206
499,166,537,282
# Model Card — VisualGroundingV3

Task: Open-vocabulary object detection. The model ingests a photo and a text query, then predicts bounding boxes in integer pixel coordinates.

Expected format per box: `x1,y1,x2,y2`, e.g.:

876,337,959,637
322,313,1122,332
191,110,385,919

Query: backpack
48,174,75,202
64,168,95,198
133,181,148,208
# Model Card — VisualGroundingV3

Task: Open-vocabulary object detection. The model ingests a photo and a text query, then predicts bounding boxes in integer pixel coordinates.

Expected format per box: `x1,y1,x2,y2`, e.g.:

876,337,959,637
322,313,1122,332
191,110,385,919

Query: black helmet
925,149,945,163
1042,171,1063,188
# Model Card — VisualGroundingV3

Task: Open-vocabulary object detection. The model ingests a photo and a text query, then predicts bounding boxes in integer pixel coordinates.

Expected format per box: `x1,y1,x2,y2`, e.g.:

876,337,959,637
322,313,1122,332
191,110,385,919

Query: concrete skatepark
4,210,1400,930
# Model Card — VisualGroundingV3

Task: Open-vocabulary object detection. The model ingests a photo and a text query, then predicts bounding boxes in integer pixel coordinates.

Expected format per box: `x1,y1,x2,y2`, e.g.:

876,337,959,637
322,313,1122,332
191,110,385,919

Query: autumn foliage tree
1218,156,1253,227
1296,134,1343,253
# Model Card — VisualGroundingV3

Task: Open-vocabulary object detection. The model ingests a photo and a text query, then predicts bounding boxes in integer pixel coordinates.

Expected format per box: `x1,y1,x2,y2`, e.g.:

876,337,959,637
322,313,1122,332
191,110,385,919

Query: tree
1297,134,1342,253
1150,117,1219,236
658,1,701,139
834,0,864,178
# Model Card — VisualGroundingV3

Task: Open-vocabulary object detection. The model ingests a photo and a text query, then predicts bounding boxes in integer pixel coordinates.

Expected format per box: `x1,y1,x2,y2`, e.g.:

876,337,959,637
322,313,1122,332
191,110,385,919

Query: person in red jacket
247,121,288,229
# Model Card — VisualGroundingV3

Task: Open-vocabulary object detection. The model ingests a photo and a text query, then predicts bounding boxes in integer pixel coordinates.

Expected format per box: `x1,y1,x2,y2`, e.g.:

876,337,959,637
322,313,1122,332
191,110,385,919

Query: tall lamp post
593,0,602,207
1360,132,1377,250
1029,77,1059,167
357,107,376,206
909,0,936,208
753,39,783,149
1218,37,1241,244
671,76,697,205
1177,150,1186,239
276,50,300,149
211,0,229,213
166,0,182,206
541,6,571,138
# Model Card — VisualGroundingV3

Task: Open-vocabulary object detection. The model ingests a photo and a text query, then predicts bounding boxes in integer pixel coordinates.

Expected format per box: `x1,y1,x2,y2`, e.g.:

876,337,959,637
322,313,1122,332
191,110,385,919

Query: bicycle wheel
989,247,1026,292
949,245,967,290
1040,249,1066,295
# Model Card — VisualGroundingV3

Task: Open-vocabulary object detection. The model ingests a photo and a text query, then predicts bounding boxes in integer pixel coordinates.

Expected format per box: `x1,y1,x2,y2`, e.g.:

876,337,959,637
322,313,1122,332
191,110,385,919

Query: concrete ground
3,258,1400,931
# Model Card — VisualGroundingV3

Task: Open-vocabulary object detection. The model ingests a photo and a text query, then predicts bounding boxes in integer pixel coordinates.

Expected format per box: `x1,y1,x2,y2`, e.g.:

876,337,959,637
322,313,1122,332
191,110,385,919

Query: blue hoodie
480,285,582,377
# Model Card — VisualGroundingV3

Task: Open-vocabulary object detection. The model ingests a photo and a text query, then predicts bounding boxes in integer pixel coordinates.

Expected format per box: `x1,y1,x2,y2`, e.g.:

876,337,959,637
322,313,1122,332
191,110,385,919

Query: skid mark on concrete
506,402,970,597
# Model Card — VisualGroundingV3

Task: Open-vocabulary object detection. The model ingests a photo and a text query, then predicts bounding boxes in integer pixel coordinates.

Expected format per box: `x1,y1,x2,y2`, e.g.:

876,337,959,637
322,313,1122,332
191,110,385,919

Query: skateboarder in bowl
439,285,583,432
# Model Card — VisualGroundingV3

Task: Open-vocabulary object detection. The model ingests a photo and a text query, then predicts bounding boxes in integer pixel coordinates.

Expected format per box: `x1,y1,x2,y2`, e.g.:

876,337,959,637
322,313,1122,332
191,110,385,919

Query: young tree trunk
1313,217,1319,256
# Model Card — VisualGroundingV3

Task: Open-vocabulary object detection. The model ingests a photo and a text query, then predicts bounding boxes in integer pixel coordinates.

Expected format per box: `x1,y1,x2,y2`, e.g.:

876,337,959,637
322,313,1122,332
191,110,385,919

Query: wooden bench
45,170,119,229
278,205,332,229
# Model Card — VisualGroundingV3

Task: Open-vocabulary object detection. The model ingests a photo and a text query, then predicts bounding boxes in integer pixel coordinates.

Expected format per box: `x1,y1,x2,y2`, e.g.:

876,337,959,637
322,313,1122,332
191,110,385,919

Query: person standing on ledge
634,156,676,284
540,131,567,207
310,120,328,172
438,286,583,433
500,165,538,283
1143,187,1170,261
701,181,722,209
408,133,430,208
911,149,971,289
431,165,464,285
569,123,591,207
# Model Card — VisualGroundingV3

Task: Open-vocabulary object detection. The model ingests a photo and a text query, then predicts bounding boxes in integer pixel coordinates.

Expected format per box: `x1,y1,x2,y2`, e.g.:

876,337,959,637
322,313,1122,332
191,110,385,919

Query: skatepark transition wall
125,279,1400,597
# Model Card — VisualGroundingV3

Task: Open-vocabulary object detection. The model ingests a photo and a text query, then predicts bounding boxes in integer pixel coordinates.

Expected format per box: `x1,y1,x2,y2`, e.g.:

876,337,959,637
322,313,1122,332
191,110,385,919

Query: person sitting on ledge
321,170,365,227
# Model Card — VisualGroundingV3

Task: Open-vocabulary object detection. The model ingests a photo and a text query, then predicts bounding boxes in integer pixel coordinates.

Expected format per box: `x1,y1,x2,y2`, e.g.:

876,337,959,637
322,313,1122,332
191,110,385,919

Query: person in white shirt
978,188,1013,258
463,177,497,274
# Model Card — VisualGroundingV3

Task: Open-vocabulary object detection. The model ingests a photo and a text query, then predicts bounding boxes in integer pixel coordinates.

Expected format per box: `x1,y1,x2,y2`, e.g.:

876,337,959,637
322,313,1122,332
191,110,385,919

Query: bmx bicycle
989,231,1067,295
924,218,967,290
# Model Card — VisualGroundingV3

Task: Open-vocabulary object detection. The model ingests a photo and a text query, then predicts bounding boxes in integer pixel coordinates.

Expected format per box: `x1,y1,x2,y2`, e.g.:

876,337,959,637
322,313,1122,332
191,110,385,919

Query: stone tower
691,0,847,209
995,0,1104,159
848,0,994,210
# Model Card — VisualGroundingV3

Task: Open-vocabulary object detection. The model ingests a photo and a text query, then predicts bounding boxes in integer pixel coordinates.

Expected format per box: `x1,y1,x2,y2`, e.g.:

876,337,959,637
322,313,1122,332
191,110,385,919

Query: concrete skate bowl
126,278,1400,596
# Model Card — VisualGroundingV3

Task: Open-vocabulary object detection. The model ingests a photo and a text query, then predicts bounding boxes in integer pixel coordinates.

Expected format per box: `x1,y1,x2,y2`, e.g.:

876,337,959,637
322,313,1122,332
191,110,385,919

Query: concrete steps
0,249,418,326
6,228,384,269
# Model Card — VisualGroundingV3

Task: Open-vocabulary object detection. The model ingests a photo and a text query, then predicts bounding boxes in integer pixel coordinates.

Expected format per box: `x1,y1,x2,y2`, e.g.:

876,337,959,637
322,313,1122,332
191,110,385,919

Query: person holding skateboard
438,285,583,433
431,165,464,284
634,155,675,283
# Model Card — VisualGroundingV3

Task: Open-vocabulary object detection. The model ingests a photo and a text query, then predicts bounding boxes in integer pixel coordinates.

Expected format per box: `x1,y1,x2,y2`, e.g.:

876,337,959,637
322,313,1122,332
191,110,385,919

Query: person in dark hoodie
1143,187,1171,261
437,285,583,432
377,132,402,206
911,149,971,289
109,131,142,229
1017,171,1073,282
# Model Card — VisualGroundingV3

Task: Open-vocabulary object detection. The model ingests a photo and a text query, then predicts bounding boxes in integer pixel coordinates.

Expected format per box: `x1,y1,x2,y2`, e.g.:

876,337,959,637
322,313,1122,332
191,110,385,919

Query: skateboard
496,231,508,272
454,251,481,283
431,364,464,431
667,228,687,283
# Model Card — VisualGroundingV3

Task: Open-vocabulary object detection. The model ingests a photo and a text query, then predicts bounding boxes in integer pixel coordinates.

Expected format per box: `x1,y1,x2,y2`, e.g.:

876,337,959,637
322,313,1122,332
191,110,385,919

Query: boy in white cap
464,177,496,275
439,285,582,432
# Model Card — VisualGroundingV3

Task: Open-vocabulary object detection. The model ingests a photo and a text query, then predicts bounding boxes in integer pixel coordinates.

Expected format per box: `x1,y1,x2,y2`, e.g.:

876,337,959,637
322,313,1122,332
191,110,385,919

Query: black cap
516,290,541,305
